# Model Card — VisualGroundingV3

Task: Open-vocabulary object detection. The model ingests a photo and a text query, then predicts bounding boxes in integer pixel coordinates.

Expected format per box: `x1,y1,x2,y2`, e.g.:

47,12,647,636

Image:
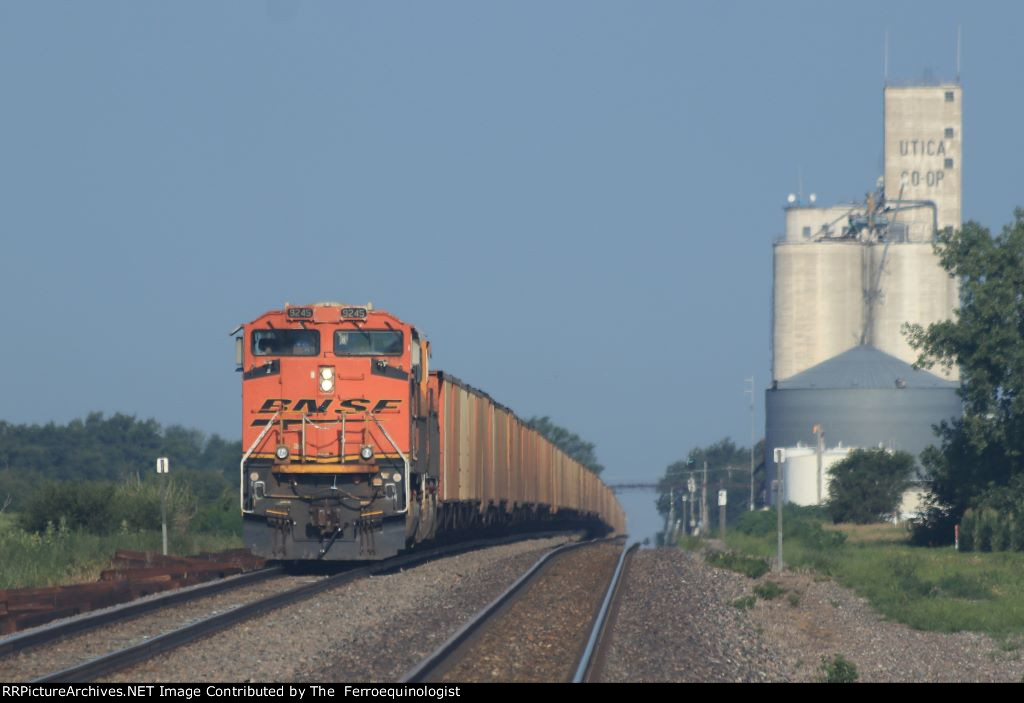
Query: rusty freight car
235,302,624,561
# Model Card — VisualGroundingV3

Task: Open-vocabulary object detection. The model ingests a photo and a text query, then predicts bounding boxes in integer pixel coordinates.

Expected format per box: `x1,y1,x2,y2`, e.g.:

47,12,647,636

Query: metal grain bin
765,346,961,504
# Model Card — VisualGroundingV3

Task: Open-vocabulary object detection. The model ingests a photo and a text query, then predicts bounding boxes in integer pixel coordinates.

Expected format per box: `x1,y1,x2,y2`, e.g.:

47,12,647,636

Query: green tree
904,211,1024,537
657,438,765,523
524,416,604,476
0,414,241,509
825,449,914,523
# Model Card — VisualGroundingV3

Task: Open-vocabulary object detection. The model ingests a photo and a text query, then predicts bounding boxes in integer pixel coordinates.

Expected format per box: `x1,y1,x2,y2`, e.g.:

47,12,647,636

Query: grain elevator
765,82,964,505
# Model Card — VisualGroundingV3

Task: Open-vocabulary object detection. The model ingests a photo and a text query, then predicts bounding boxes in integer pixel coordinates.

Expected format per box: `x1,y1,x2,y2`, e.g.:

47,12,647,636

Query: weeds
705,550,770,579
818,654,858,683
731,595,756,610
725,512,1024,636
0,513,241,589
753,581,786,600
677,535,703,552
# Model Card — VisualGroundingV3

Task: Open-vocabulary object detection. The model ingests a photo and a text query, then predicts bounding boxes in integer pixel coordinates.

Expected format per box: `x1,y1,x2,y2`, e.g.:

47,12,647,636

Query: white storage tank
779,444,854,506
779,446,816,506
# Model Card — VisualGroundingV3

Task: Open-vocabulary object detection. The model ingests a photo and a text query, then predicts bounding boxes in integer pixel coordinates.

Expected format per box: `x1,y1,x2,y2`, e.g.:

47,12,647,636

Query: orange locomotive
236,302,624,560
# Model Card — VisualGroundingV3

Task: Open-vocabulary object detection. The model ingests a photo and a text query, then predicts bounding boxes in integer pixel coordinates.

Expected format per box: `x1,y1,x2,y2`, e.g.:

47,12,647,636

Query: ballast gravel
739,565,1024,682
102,536,571,683
601,548,790,682
1,574,322,682
602,546,1024,683
436,541,622,682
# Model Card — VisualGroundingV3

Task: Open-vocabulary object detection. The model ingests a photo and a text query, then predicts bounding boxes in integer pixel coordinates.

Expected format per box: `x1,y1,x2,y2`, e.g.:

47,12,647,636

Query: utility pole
773,448,785,572
745,376,755,510
688,474,696,534
702,460,708,536
663,487,674,546
718,485,727,538
814,424,825,504
682,495,688,536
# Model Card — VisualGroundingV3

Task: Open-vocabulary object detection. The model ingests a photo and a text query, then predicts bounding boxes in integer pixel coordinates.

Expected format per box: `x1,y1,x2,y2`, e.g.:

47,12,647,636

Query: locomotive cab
237,302,428,560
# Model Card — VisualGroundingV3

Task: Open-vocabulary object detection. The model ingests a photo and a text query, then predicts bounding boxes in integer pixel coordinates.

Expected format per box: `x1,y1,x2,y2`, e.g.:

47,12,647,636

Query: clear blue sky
2,2,1021,540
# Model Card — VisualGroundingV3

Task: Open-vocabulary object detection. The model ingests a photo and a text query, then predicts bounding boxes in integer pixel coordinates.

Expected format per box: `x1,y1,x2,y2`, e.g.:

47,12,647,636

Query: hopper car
235,302,625,560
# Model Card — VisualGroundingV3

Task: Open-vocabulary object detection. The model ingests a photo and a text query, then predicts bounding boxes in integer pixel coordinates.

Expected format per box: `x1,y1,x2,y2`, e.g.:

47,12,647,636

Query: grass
705,550,770,579
725,514,1024,637
0,512,243,589
731,595,756,610
676,535,704,551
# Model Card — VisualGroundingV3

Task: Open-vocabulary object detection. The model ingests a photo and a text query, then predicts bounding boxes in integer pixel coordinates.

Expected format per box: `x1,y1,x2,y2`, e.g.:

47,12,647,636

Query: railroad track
401,539,638,683
1,532,581,683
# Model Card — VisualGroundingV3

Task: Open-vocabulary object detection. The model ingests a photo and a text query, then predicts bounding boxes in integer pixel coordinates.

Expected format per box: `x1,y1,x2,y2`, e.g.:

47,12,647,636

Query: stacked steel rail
0,549,265,636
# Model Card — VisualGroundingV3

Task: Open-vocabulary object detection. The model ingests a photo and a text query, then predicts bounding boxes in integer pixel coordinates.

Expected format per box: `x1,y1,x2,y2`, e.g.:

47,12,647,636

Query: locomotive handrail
299,413,342,463
240,410,280,513
369,412,411,515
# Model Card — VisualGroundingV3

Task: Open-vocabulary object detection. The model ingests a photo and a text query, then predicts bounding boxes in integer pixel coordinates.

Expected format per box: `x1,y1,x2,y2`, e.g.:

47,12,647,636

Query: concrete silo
766,82,964,505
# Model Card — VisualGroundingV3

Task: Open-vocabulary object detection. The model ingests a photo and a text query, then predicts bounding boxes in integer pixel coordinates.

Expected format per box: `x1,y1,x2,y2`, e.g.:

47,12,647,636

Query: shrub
991,510,1011,552
115,473,196,533
20,481,119,534
192,486,242,536
705,550,770,579
910,505,958,546
818,654,858,683
734,504,846,549
19,476,197,535
753,581,786,600
826,449,914,524
731,595,756,610
976,508,995,552
1010,513,1024,552
958,510,976,551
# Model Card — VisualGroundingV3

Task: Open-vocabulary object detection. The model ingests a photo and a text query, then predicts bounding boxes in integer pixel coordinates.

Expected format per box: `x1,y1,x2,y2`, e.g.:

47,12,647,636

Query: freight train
235,302,624,560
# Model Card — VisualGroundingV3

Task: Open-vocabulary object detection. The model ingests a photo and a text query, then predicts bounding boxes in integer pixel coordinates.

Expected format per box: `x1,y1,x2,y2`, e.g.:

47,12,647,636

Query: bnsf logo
250,398,402,427
257,398,402,414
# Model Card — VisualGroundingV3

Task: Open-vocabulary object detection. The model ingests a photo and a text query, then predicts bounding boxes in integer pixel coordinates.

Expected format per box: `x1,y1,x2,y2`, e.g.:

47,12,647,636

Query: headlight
275,445,289,461
360,445,373,461
319,366,335,392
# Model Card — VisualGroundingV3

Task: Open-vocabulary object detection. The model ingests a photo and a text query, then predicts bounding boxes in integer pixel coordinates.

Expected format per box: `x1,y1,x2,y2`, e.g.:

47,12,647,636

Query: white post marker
156,457,170,556
773,448,786,572
718,489,727,538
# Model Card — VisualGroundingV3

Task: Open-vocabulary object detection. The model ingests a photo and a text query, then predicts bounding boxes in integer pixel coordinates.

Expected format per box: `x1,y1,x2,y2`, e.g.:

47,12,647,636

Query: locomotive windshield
334,330,403,356
251,329,320,356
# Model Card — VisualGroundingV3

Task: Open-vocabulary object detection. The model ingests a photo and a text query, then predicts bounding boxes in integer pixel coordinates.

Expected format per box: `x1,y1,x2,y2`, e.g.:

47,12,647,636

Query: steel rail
400,538,616,683
0,566,283,659
29,531,579,683
572,541,638,683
